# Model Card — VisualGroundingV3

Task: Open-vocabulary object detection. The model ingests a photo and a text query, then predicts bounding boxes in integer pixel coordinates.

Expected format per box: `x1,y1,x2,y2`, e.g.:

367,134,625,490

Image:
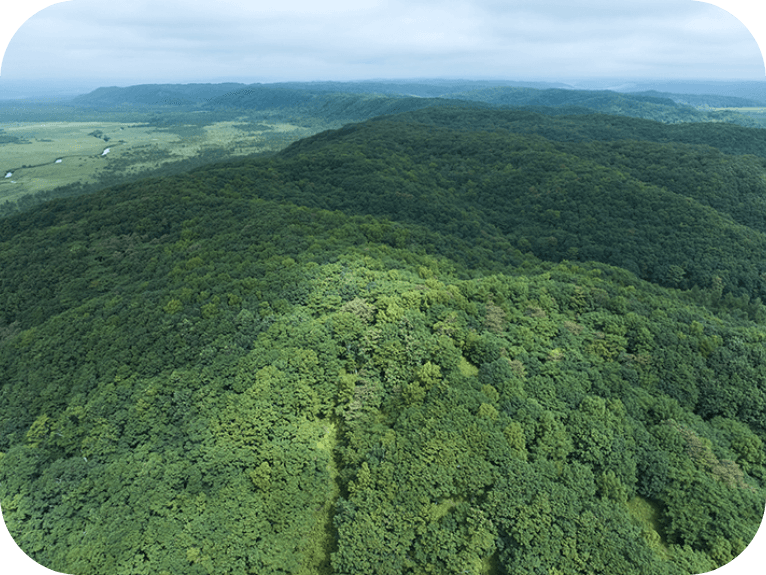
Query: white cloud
1,0,763,82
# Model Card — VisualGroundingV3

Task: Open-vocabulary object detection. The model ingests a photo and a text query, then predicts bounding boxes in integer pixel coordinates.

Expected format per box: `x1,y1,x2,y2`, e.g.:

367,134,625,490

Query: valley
0,116,315,204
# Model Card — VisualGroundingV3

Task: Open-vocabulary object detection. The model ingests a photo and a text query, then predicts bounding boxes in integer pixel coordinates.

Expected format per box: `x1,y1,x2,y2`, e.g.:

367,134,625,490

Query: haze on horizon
1,0,764,99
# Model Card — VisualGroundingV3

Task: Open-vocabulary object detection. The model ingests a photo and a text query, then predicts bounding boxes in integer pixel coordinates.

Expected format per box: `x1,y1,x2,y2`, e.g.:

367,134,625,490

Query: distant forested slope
68,81,766,128
200,85,766,127
157,107,766,311
436,85,766,127
69,83,247,108
386,106,766,157
614,79,766,106
201,88,492,121
629,90,764,108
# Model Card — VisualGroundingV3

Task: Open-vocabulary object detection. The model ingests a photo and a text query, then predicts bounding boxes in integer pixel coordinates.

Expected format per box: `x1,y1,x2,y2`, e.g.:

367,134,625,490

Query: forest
0,95,765,575
4,80,766,219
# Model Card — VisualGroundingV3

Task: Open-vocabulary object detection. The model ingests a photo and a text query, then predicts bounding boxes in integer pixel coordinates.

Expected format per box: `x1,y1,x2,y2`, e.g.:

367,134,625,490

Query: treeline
69,83,247,108
201,88,493,123
382,106,766,157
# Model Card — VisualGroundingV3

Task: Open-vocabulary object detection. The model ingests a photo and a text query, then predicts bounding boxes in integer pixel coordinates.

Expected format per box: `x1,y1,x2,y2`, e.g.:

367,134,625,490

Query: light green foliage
250,462,271,490
24,414,51,448
532,411,573,462
415,361,442,390
503,421,528,460
163,298,183,314
478,403,498,421
626,496,671,558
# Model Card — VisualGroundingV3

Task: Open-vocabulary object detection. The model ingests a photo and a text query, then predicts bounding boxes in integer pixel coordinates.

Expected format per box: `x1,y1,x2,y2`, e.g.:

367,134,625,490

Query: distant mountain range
65,80,766,128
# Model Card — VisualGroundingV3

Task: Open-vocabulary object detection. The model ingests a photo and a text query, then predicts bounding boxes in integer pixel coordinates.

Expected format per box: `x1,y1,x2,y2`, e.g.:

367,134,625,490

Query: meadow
710,106,766,118
0,116,313,203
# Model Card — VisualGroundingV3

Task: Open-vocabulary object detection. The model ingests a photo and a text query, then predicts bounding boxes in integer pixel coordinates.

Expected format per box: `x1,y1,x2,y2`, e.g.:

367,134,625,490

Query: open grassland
0,117,313,203
710,106,766,117
712,107,766,112
1,121,134,201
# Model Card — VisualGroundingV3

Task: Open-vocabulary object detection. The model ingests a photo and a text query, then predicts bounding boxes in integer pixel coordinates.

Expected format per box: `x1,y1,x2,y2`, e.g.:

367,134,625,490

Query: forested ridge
171,107,766,310
68,81,766,128
5,82,764,220
0,104,765,575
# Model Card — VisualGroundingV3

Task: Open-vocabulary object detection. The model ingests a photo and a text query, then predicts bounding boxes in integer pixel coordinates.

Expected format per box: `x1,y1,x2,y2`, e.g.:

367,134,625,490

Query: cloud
1,0,763,81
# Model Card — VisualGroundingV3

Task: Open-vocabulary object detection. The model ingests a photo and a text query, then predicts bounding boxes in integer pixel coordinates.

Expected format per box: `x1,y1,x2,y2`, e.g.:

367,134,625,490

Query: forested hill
437,87,764,127
197,85,764,127
630,90,764,109
69,83,247,108
379,106,766,157
200,88,491,120
160,106,766,311
1,105,765,575
69,81,764,127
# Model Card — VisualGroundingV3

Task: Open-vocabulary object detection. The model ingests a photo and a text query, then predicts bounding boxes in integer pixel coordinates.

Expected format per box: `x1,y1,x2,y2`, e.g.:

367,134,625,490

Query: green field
710,106,766,118
0,118,313,203
713,107,766,112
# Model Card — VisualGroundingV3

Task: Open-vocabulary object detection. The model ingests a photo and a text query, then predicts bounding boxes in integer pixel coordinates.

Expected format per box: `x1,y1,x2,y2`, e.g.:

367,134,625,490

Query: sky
0,0,765,91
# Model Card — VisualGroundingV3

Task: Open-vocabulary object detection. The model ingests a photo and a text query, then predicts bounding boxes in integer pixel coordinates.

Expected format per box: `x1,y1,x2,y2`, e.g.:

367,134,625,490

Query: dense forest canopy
169,107,766,310
0,98,765,575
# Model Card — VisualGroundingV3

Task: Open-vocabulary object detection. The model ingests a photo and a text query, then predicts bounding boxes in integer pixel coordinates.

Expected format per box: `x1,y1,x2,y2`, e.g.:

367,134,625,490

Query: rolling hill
162,106,766,308
0,103,765,575
67,81,766,128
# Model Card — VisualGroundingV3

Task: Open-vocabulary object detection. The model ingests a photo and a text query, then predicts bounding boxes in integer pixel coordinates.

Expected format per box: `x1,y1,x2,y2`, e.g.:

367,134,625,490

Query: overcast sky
1,0,764,86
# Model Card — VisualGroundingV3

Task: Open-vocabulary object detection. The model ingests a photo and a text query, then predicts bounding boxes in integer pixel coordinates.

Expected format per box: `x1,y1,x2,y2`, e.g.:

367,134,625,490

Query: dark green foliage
1,103,765,575
163,108,766,307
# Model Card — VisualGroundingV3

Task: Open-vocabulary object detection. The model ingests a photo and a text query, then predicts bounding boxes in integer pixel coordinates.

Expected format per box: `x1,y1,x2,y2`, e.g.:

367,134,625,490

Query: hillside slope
159,107,766,310
1,107,765,575
0,168,764,574
69,83,247,108
386,106,766,157
201,88,492,121
68,81,766,128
